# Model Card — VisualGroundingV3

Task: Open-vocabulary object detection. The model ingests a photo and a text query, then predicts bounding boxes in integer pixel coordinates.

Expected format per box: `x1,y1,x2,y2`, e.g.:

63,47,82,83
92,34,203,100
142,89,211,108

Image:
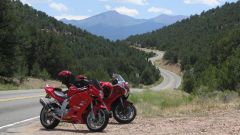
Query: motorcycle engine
50,99,69,118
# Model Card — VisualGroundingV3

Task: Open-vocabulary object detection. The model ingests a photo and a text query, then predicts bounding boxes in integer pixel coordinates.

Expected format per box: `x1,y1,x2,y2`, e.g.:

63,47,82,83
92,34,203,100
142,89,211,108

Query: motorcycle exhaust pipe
39,98,51,109
40,98,63,121
52,113,62,121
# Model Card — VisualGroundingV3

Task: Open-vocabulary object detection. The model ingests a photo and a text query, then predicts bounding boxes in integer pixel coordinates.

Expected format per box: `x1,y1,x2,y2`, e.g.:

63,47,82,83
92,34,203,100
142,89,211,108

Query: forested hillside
0,0,160,85
126,1,240,92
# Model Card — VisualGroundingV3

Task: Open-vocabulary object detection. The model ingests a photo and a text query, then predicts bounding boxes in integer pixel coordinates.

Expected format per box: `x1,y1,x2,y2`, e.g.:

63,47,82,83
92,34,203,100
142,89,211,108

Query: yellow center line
0,95,45,102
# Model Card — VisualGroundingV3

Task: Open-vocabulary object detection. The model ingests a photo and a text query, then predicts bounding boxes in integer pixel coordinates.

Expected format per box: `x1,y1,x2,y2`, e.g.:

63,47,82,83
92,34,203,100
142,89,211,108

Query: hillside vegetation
126,1,240,93
0,0,160,86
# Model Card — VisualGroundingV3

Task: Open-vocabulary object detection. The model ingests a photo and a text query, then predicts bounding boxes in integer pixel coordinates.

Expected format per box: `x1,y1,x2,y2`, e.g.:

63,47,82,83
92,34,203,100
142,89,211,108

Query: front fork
120,97,125,108
90,102,96,119
119,97,133,109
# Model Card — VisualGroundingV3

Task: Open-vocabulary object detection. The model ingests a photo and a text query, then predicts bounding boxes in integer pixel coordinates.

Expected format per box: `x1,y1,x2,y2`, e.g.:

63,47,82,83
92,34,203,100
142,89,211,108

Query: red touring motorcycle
39,71,109,132
100,74,136,124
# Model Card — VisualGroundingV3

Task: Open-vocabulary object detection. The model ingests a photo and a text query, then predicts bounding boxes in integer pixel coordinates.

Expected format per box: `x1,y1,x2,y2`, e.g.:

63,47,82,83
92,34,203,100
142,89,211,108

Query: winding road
148,49,181,91
0,48,182,133
132,48,181,92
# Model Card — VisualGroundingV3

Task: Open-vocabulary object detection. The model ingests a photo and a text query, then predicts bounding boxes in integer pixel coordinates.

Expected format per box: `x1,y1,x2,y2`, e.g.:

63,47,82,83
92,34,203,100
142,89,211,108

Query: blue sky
20,0,237,20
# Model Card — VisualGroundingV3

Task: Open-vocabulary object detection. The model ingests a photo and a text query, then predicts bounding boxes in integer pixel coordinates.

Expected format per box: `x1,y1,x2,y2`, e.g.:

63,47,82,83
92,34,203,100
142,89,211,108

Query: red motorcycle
39,71,109,132
100,74,136,124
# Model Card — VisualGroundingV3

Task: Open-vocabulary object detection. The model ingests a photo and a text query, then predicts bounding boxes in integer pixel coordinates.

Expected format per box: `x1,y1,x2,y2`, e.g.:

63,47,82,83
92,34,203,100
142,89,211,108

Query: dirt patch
0,78,62,90
4,108,240,135
156,59,182,76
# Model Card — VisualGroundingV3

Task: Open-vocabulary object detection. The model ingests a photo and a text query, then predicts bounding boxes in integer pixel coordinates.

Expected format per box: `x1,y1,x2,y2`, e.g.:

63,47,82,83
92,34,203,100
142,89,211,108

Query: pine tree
0,0,19,77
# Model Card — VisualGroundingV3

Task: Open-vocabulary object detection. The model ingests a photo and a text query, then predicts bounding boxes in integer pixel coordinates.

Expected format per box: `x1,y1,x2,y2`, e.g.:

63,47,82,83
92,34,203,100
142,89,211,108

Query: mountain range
62,11,187,40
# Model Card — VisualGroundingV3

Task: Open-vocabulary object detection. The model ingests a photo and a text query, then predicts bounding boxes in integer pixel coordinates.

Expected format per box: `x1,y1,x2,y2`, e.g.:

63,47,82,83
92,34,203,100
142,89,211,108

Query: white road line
0,116,39,130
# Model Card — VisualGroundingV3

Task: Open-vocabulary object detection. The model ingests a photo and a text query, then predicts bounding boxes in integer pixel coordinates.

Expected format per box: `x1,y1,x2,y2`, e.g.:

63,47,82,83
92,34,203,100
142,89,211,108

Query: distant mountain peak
104,10,119,14
94,10,121,17
62,11,187,40
77,10,145,28
60,18,69,21
151,14,187,25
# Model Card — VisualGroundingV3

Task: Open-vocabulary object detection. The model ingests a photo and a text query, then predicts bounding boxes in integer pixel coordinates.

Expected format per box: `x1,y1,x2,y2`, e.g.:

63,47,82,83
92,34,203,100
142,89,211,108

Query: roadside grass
0,83,19,91
130,90,240,117
0,78,62,91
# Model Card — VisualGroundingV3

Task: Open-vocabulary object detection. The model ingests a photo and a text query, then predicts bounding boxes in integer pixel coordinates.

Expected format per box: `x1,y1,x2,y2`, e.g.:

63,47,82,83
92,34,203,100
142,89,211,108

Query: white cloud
184,0,221,6
19,0,88,20
105,5,112,10
20,0,52,5
20,0,68,12
115,0,148,5
54,14,88,20
114,6,139,17
20,0,32,6
148,7,173,15
49,2,68,12
99,0,148,5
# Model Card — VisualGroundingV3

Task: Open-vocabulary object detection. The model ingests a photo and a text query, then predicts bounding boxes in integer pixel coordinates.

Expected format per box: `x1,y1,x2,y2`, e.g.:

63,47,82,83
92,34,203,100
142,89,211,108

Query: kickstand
72,123,78,130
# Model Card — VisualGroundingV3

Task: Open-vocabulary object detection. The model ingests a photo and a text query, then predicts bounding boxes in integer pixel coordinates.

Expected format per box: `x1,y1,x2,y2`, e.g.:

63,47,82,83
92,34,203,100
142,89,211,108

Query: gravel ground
2,109,240,135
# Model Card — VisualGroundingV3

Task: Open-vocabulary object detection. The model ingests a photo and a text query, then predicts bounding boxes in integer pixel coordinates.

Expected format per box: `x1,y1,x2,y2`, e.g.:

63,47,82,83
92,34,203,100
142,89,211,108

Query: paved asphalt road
148,49,181,91
0,48,182,132
0,89,43,131
132,48,181,92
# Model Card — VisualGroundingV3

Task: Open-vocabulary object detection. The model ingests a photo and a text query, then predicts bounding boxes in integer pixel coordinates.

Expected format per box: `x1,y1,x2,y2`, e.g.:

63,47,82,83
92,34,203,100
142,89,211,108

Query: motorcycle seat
54,91,68,99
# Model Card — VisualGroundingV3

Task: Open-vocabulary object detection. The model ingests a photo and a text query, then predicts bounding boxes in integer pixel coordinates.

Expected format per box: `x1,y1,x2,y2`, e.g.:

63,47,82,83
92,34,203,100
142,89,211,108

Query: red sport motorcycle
100,74,136,124
39,78,109,132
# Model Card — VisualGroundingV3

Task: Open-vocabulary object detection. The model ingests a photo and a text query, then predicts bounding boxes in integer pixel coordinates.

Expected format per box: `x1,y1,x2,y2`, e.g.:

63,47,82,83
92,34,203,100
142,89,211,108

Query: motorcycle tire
113,103,137,124
86,109,109,132
40,107,60,129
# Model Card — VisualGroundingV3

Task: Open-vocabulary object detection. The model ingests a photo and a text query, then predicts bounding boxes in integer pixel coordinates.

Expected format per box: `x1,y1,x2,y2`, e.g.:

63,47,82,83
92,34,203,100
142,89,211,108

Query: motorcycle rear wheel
40,107,60,129
86,109,109,132
113,103,137,124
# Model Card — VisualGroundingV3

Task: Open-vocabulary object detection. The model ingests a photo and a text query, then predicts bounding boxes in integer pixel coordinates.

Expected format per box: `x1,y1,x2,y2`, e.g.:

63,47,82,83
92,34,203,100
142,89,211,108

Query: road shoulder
4,108,240,135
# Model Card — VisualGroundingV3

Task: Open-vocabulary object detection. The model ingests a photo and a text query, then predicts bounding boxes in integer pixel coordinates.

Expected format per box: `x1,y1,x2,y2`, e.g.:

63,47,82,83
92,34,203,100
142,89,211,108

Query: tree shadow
108,121,136,125
40,128,106,134
108,122,119,125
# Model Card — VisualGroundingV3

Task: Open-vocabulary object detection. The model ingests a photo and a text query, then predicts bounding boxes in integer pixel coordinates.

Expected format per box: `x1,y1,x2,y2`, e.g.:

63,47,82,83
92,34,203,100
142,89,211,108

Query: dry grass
0,83,18,90
0,77,62,90
19,77,62,89
130,90,240,117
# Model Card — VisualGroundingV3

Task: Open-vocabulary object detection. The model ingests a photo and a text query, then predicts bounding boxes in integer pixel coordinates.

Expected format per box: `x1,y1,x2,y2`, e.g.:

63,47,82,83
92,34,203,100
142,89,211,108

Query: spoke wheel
113,103,136,124
86,109,109,132
40,107,60,129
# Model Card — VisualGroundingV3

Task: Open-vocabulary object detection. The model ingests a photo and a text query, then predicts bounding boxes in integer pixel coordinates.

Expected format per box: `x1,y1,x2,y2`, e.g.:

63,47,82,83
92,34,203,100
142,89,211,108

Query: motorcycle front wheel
86,109,109,132
40,107,60,129
113,103,137,124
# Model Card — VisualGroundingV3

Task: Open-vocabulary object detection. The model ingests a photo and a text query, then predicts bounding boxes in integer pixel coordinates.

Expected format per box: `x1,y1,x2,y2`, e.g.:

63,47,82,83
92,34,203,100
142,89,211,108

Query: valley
1,0,240,135
126,1,240,93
